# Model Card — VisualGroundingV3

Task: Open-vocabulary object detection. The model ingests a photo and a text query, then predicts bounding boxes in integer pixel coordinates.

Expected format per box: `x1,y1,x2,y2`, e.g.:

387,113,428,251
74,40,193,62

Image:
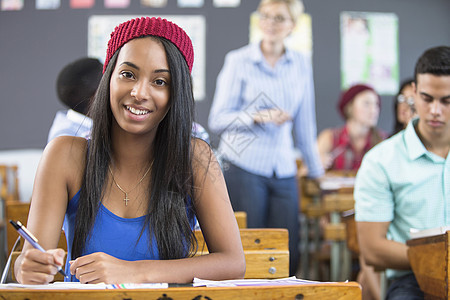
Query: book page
410,226,450,239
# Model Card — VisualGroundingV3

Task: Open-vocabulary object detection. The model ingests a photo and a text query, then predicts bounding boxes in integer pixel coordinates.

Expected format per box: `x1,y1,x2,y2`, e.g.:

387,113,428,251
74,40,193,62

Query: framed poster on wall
340,11,399,95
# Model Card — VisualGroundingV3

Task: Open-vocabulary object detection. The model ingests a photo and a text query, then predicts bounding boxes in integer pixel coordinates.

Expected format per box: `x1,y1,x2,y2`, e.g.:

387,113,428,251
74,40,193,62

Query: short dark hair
414,46,450,83
56,57,103,115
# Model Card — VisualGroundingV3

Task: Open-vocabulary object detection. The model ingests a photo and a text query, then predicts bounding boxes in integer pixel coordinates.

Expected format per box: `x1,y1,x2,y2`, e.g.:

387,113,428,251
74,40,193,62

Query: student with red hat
14,17,245,284
317,83,386,171
316,83,386,299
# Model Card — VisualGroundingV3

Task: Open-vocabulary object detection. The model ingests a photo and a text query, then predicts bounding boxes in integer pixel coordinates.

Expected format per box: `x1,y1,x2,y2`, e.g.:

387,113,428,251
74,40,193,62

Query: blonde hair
258,0,304,23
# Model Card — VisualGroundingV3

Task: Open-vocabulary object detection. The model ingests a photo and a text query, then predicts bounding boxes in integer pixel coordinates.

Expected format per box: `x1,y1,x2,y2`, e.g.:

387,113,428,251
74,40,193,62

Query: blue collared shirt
355,118,450,279
47,109,92,143
208,43,324,178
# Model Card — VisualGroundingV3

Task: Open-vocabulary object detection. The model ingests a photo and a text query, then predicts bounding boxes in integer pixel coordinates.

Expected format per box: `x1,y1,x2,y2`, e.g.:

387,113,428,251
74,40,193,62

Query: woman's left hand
69,252,134,284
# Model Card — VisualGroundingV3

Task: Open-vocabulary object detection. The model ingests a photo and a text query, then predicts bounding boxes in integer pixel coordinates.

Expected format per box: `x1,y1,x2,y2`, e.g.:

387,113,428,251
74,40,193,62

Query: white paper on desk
0,282,168,289
0,282,107,289
193,276,331,287
320,177,355,191
107,283,168,289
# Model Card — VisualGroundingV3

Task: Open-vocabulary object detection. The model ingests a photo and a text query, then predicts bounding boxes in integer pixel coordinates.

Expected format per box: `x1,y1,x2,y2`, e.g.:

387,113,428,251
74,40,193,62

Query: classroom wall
0,0,449,150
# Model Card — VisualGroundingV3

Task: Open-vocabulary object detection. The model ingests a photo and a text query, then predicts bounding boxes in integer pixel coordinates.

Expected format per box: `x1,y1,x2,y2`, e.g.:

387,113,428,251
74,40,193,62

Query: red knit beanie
337,84,381,119
103,17,194,73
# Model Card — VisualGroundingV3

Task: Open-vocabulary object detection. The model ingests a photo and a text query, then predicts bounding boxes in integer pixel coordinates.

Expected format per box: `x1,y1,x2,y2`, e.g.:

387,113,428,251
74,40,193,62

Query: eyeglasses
259,13,292,24
397,95,415,106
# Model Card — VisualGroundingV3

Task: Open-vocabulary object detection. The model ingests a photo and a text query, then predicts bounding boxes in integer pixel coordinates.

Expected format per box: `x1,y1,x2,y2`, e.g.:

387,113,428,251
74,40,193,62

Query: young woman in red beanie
316,83,386,300
14,17,245,284
317,84,386,171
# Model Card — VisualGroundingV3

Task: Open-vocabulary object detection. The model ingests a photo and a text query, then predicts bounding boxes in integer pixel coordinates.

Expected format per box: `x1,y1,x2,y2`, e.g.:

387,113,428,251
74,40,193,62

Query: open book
410,226,450,239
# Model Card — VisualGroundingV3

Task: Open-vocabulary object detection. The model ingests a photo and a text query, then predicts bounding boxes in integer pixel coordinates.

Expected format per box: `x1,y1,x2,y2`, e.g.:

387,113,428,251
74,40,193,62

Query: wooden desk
0,282,362,299
407,231,450,299
299,174,355,281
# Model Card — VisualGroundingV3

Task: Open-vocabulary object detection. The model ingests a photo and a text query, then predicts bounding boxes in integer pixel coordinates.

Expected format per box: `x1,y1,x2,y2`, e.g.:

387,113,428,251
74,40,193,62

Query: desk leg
380,271,387,298
330,212,341,282
299,213,310,279
342,243,352,281
311,217,321,280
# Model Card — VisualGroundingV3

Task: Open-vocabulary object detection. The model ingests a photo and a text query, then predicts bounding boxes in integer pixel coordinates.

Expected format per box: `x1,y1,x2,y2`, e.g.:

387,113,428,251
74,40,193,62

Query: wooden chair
298,171,357,281
194,228,289,279
4,201,67,282
322,186,356,282
5,201,66,254
0,165,20,202
298,174,325,280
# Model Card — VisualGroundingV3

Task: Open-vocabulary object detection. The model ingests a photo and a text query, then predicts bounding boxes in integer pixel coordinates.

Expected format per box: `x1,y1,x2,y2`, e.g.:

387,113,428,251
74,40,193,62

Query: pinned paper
1,0,23,11
70,0,95,9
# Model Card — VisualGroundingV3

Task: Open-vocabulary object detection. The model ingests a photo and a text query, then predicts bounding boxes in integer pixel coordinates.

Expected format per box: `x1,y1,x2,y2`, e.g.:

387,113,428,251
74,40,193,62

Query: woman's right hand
15,248,66,284
253,108,291,125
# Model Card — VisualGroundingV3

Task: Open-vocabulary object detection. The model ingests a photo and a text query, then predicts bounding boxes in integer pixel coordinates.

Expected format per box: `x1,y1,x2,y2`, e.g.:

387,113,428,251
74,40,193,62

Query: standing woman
208,0,324,276
14,17,245,284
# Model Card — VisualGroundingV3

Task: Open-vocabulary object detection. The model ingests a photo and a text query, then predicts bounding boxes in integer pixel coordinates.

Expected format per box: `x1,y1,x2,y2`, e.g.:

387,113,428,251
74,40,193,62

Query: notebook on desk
409,226,450,239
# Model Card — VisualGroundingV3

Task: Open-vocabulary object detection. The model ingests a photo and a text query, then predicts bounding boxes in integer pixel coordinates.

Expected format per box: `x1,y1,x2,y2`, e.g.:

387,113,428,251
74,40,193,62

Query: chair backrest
0,165,20,202
5,201,30,254
5,201,66,254
234,211,247,229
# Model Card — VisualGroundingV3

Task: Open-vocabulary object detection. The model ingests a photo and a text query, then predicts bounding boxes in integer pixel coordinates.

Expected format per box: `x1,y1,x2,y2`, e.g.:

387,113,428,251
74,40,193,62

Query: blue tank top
63,190,195,282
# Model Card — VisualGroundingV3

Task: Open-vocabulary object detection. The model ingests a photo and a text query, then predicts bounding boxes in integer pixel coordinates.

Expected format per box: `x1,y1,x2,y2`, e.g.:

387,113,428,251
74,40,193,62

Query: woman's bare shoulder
44,136,88,163
34,137,88,201
42,136,88,184
191,138,222,178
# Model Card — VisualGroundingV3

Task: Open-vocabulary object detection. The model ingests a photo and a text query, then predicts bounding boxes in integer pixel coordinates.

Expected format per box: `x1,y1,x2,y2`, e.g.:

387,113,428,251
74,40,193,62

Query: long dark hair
72,36,197,260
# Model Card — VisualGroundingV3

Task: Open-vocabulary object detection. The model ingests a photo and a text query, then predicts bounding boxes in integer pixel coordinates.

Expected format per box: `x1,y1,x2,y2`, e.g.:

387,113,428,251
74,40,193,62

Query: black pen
9,220,67,278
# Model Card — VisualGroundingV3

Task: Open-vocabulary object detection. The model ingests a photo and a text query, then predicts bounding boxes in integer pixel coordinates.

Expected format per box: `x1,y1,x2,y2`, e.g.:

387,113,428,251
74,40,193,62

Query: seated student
317,84,385,300
47,57,103,143
392,78,416,136
317,84,386,171
355,45,450,299
15,16,245,284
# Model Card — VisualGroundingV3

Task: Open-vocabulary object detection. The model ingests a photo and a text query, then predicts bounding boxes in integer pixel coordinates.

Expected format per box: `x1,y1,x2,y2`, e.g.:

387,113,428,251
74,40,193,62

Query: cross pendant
124,193,129,206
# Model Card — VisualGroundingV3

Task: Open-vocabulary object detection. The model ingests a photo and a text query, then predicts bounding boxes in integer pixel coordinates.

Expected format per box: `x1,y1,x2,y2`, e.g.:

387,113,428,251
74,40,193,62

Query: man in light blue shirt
355,46,450,299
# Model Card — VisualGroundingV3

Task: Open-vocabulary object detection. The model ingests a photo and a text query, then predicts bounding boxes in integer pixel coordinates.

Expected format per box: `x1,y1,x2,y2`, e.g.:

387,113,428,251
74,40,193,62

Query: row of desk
0,282,362,299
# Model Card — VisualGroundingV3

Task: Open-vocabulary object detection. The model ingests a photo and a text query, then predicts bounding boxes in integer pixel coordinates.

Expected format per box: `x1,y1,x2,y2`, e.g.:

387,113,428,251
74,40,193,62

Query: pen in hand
9,220,67,278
